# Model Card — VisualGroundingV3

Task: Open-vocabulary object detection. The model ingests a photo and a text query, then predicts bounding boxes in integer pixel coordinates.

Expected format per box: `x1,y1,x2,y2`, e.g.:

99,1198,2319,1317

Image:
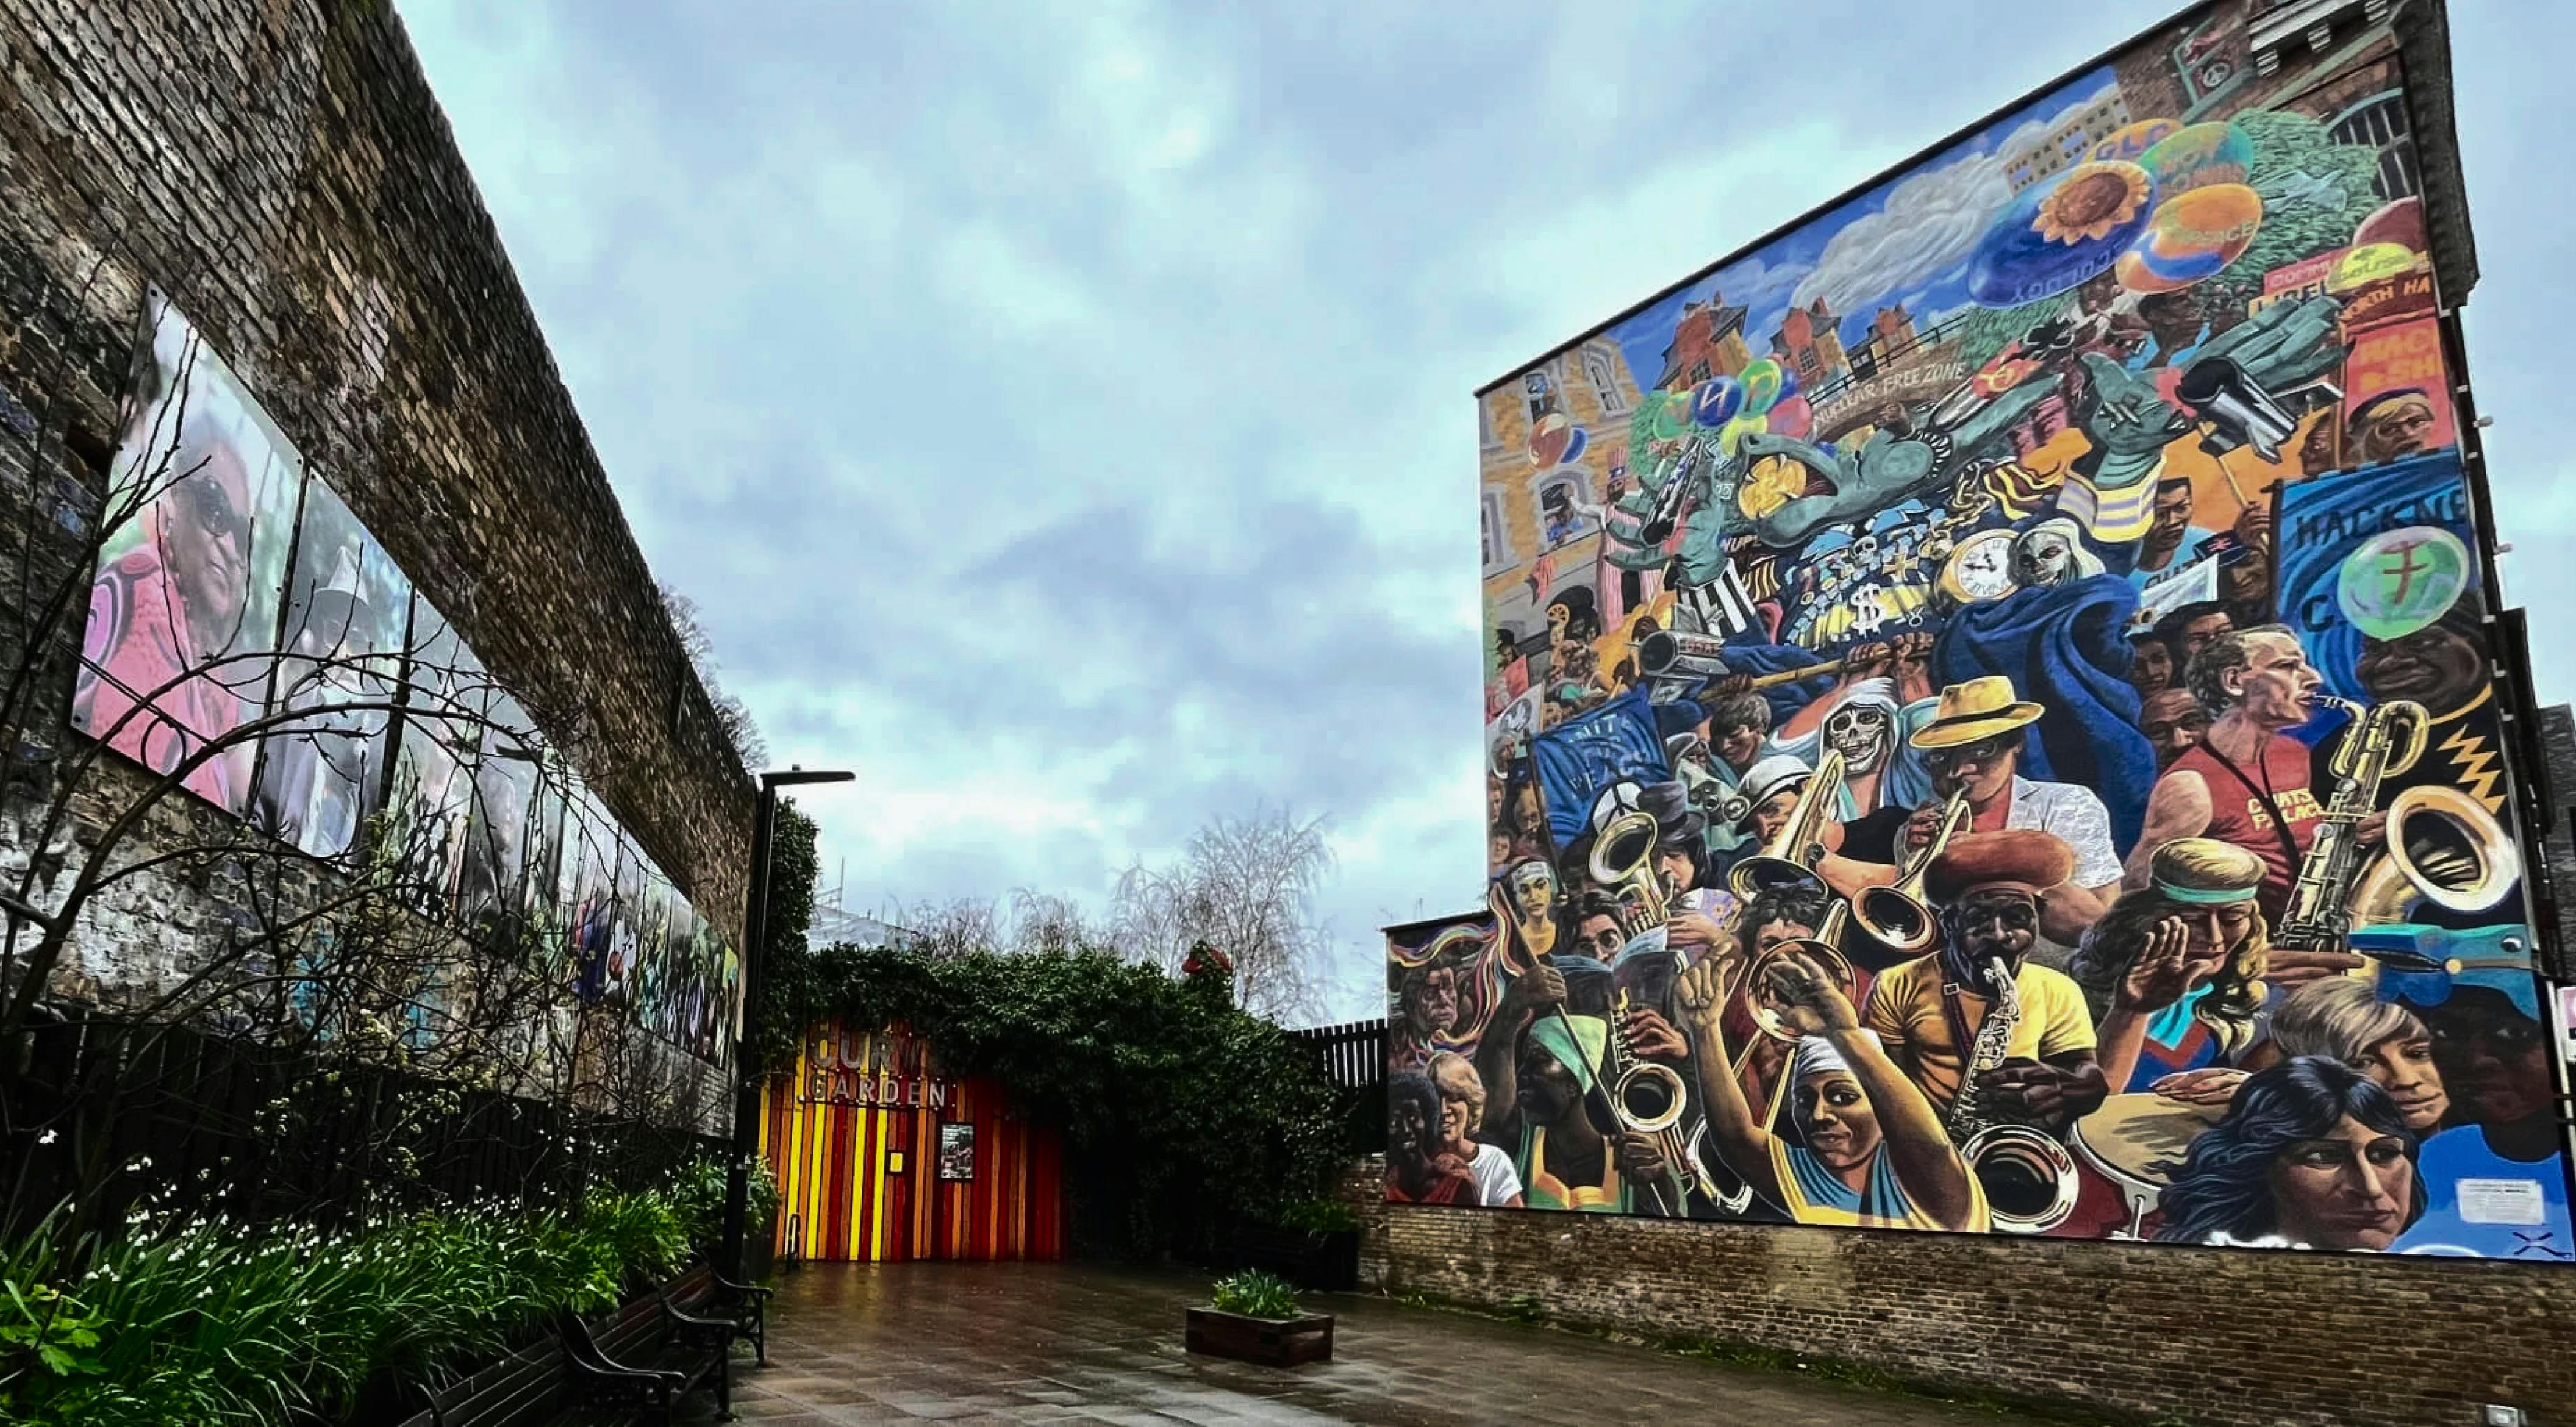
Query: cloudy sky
396,1,2571,1023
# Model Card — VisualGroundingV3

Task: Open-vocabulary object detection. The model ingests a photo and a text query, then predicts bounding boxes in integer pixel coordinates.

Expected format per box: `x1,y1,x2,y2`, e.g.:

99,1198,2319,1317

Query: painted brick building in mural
1411,4,2572,1424
0,0,754,1136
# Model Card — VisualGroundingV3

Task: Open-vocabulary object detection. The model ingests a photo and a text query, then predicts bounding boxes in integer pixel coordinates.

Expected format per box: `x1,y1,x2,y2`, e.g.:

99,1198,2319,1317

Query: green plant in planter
1209,1270,1301,1321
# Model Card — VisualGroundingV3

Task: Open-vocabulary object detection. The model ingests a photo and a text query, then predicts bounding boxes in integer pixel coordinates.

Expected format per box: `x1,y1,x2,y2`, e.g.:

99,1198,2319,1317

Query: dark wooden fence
1288,1017,1384,1089
1289,1017,1386,1156
0,1006,723,1246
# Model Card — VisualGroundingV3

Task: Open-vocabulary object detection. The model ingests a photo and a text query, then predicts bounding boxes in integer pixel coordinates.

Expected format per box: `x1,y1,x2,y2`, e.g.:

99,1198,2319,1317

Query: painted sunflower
2032,161,2152,246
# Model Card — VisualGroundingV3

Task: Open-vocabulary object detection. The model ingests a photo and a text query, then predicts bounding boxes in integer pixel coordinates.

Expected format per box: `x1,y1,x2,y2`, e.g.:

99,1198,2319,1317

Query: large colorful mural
73,290,746,1067
1422,2,2575,1258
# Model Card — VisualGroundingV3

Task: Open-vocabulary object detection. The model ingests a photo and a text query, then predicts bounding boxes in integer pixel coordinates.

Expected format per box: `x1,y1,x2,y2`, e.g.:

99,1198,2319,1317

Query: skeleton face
1850,534,1878,563
1824,702,1893,773
2012,531,2077,587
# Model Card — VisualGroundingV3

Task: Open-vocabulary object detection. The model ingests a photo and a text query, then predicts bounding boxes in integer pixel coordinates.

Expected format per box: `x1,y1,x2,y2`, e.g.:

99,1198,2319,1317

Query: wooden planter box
1185,1306,1334,1367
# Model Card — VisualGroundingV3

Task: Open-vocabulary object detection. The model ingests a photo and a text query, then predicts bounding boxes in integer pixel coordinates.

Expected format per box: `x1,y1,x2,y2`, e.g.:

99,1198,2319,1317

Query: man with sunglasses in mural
73,425,260,809
1863,829,2108,1133
1837,677,2120,950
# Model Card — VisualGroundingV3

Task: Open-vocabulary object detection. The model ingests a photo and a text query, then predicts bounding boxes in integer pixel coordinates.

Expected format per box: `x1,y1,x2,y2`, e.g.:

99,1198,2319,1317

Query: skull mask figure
1824,700,1895,774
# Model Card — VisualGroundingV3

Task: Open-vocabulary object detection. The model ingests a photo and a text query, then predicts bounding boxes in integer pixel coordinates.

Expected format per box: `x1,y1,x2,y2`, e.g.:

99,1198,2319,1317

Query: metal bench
404,1265,752,1427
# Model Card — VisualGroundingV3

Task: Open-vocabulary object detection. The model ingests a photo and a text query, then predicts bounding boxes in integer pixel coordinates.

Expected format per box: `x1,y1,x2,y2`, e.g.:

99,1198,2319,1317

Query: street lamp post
721,766,853,1285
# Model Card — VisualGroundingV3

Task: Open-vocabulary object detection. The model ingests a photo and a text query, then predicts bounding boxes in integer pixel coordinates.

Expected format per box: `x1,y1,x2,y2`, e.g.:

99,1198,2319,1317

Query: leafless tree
659,580,766,769
1110,807,1333,1021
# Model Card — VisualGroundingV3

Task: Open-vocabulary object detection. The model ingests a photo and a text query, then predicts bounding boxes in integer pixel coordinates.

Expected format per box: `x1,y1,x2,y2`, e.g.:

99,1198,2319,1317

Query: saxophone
2274,696,2428,951
1943,956,2020,1144
1945,956,2080,1234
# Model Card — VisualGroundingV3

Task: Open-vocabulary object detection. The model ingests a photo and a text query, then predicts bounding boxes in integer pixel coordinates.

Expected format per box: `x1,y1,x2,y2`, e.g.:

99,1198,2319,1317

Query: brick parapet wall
1348,1195,2574,1427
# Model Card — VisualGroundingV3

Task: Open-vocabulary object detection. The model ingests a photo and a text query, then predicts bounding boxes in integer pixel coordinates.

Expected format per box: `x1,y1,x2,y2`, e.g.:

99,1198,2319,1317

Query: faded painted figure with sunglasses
73,431,262,810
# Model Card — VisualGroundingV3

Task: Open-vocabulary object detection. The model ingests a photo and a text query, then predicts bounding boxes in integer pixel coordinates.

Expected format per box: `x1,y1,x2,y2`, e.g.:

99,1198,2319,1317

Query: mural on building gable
1419,2,2576,1259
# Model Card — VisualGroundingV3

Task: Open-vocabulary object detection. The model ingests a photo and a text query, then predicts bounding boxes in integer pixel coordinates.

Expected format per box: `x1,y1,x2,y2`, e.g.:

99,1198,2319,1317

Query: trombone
1726,751,1846,901
1850,792,1970,955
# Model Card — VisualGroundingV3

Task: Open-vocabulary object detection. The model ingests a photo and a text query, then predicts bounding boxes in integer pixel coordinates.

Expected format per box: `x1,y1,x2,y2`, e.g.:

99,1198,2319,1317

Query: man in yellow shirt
1862,829,2107,1134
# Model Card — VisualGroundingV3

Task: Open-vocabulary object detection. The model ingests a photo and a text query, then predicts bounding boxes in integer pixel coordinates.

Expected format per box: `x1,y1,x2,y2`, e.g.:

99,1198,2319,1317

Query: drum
2070,1093,2228,1239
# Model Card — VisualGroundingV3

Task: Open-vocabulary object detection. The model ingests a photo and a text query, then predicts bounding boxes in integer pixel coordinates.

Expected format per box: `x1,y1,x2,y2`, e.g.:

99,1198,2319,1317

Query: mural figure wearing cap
1470,992,1663,1214
1862,830,2108,1132
1843,676,2120,947
2072,839,2273,1096
1675,943,1988,1231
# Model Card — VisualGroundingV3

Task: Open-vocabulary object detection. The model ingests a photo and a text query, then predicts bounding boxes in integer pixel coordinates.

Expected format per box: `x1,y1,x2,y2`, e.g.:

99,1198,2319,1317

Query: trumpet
1850,792,1970,954
1727,751,1845,900
1589,809,1670,946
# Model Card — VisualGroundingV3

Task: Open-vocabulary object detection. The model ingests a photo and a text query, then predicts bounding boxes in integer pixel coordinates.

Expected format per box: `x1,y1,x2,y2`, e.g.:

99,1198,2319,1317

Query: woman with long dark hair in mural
2152,1056,2422,1251
1674,947,1987,1231
2070,839,2272,1098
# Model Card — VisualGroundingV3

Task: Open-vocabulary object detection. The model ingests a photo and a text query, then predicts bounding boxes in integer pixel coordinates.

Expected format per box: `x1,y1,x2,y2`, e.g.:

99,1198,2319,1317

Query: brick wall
1342,1174,2574,1427
0,2,753,1126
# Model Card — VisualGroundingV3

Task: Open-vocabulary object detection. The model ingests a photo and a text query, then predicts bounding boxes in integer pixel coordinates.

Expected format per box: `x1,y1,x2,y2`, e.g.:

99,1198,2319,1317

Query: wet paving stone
677,1261,2053,1425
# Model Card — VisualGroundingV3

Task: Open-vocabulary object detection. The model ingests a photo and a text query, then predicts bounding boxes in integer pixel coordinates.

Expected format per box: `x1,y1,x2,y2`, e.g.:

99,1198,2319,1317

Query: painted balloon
1716,412,1769,455
1966,160,2157,307
1765,393,1814,441
1692,376,1745,429
1528,412,1589,468
1737,359,1785,417
2087,116,2183,165
2138,122,2253,199
2338,525,2471,640
2116,182,2264,293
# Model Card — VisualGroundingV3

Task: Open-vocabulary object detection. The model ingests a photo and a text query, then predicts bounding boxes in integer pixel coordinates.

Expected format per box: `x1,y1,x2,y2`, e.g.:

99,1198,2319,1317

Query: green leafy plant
668,1154,783,1256
1209,1270,1301,1321
1276,1199,1360,1234
0,1181,711,1427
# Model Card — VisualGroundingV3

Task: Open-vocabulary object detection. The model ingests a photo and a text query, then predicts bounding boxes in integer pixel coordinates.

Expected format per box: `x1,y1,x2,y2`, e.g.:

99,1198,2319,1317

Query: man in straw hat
1870,674,2121,946
1862,829,2108,1131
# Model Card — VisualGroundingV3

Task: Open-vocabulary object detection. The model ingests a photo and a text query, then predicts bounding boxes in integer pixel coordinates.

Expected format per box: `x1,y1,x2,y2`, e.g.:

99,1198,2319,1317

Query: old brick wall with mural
0,0,756,1153
1399,2,2575,1425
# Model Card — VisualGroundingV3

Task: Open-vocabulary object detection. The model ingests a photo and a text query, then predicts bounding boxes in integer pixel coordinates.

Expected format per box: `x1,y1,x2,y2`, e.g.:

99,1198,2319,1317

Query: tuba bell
1588,809,1672,945
1959,1123,2081,1234
2350,783,2519,925
1727,751,1847,900
1850,792,1969,956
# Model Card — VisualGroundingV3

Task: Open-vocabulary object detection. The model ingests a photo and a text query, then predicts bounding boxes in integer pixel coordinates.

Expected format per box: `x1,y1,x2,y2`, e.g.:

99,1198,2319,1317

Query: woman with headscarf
1675,948,1986,1231
2071,838,2272,1098
2153,1056,2422,1250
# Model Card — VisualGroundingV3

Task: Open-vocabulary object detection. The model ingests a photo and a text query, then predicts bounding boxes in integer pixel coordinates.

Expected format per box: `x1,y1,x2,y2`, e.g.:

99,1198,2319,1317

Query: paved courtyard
688,1261,2056,1425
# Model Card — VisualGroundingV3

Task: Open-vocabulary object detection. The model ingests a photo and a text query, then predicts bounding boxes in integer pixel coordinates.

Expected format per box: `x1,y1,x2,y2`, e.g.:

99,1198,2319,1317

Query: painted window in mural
1431,4,2575,1262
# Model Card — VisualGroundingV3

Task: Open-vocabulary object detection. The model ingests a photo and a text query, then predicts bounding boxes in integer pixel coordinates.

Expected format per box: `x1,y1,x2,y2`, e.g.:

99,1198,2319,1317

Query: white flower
36,1129,55,1145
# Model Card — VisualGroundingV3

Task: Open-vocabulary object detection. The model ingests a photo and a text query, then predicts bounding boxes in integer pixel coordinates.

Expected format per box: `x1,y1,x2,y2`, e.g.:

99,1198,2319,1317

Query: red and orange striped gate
760,1020,1065,1262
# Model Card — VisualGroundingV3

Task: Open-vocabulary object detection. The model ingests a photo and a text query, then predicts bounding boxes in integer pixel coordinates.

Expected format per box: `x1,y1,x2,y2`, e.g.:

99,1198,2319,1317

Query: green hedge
776,944,1348,1256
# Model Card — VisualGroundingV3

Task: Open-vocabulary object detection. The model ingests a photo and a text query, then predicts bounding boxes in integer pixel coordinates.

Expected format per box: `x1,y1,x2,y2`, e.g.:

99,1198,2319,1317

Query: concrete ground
680,1261,2061,1426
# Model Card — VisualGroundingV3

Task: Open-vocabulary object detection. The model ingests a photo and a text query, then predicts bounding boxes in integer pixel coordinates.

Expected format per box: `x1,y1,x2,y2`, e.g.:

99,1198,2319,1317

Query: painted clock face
1942,529,2020,603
